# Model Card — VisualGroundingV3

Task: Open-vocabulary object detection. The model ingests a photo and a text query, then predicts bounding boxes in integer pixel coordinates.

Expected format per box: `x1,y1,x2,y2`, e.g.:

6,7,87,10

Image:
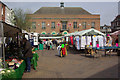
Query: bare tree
11,8,32,32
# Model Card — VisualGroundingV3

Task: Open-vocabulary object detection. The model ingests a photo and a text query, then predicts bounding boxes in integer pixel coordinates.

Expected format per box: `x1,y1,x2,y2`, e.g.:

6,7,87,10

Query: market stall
110,30,120,55
64,28,106,49
63,28,120,57
0,21,27,79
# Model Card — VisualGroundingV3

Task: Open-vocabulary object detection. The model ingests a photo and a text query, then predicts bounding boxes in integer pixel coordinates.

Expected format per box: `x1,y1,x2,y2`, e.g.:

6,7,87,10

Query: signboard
33,33,38,46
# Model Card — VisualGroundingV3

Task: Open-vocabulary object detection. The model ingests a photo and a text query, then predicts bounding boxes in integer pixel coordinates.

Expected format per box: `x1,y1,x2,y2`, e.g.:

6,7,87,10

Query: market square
0,1,120,79
22,48,119,78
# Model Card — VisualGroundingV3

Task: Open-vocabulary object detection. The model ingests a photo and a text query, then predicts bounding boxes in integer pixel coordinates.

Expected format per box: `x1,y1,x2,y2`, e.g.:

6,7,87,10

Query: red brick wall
28,14,100,34
2,4,5,22
0,3,5,22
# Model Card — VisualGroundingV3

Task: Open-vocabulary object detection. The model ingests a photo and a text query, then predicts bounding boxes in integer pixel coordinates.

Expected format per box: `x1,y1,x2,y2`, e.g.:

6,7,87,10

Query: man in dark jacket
23,38,33,72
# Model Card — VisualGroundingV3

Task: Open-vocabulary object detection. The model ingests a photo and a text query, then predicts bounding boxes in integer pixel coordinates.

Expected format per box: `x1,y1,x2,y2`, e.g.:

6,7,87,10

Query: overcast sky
4,2,118,26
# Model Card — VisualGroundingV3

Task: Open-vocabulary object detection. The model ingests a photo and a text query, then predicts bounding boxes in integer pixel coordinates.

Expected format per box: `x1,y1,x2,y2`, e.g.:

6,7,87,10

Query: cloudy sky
3,2,118,26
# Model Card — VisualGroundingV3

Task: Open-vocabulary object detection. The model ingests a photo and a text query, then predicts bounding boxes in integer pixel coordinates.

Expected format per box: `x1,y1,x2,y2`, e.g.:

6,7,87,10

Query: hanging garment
61,44,65,48
103,36,106,46
81,36,87,48
73,36,76,45
70,36,73,45
92,36,97,47
62,47,66,55
66,37,69,42
76,36,80,50
87,36,91,45
98,36,104,47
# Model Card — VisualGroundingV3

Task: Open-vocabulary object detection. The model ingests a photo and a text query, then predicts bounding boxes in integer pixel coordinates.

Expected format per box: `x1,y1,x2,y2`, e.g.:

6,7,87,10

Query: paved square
23,48,119,78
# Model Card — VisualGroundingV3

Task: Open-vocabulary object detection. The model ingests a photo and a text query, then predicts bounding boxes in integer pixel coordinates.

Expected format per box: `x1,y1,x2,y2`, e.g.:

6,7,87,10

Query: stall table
85,46,120,58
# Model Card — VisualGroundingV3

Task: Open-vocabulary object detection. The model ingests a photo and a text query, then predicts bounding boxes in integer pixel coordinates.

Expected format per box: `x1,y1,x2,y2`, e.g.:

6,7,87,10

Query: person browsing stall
23,38,33,72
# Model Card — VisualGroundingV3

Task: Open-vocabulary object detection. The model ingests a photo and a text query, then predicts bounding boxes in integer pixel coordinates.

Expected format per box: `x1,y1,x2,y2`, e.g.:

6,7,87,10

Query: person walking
47,40,50,50
45,39,48,49
23,38,33,72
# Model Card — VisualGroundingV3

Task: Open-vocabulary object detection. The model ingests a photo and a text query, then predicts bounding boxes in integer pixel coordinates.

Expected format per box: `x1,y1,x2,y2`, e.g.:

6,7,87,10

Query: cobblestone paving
22,47,119,78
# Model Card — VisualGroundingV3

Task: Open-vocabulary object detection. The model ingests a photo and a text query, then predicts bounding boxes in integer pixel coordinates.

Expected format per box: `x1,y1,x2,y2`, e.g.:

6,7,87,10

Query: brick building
29,3,100,35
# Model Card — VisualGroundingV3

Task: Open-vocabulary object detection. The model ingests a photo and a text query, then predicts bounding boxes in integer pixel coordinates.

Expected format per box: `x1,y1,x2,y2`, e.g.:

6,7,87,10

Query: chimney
60,2,64,8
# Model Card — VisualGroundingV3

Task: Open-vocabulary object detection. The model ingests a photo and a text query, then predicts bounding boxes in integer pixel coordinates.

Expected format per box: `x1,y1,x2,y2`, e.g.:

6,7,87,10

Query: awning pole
1,22,5,68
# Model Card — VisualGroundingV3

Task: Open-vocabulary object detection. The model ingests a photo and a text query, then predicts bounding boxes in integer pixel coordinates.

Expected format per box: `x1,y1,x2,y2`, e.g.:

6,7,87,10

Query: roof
110,30,120,35
111,15,120,22
34,7,92,15
0,21,22,37
64,28,105,36
0,1,11,10
100,25,111,28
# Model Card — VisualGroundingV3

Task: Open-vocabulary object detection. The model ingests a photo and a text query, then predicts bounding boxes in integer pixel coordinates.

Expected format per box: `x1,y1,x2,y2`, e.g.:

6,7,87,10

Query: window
51,22,55,29
42,22,46,29
62,22,67,29
117,21,119,26
73,22,77,29
32,22,36,29
82,22,86,29
91,22,95,28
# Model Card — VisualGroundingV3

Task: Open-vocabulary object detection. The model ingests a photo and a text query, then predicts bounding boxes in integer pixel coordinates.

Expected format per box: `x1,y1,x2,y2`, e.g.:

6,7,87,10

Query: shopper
23,38,33,72
45,39,48,49
47,40,50,50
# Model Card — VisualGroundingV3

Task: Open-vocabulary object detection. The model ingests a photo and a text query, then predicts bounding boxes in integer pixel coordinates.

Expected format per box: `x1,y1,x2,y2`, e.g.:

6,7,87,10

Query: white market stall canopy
65,28,105,37
39,36,62,39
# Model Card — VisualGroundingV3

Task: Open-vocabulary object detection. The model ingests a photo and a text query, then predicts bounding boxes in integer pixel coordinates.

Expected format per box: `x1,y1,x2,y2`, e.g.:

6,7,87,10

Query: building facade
29,3,100,35
0,1,15,26
100,25,112,34
111,15,120,32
